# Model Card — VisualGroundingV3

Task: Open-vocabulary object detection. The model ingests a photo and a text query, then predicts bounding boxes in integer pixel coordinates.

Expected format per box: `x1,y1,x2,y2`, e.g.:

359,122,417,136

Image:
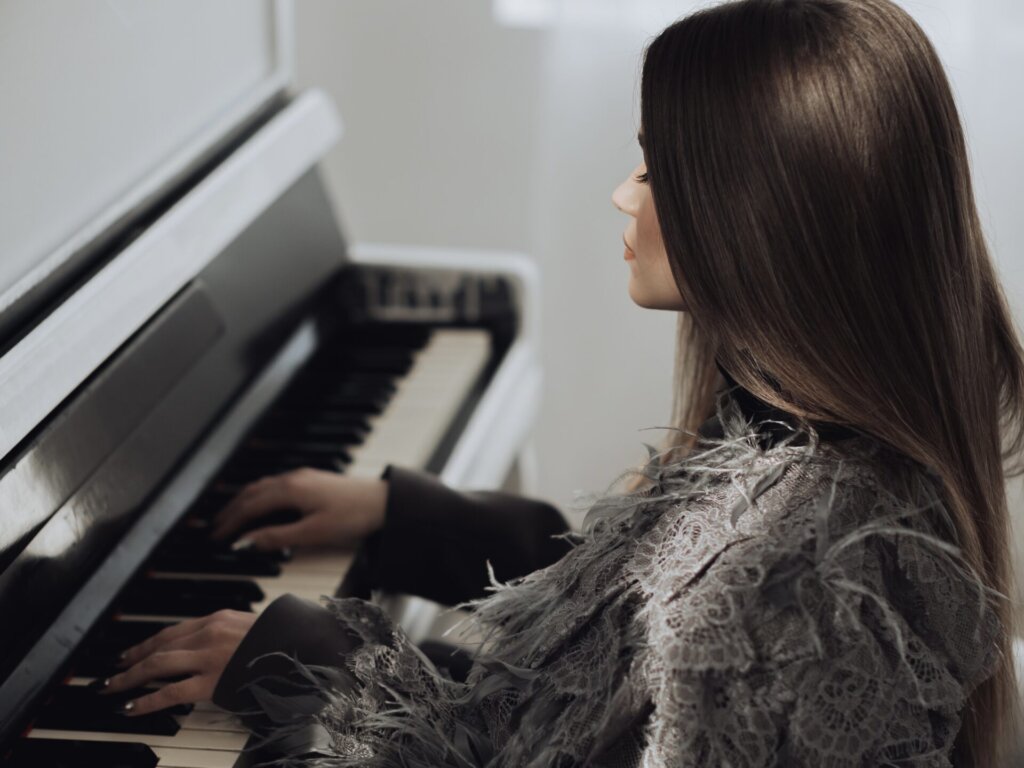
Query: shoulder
631,437,1001,767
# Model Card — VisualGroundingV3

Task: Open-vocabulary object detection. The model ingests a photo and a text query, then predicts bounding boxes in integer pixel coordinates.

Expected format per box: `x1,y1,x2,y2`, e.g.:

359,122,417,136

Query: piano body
0,6,543,766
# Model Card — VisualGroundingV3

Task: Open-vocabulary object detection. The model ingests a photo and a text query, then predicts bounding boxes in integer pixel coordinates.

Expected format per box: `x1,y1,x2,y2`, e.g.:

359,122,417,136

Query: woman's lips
623,236,636,261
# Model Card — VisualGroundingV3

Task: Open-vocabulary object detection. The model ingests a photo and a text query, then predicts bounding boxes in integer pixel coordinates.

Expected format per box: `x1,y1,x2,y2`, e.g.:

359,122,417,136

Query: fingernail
231,537,254,551
101,677,111,689
121,700,135,713
118,651,127,661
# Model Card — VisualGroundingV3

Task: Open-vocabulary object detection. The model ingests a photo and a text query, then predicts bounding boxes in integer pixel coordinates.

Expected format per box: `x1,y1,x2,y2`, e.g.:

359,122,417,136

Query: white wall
0,0,282,320
294,0,677,526
294,0,1024,541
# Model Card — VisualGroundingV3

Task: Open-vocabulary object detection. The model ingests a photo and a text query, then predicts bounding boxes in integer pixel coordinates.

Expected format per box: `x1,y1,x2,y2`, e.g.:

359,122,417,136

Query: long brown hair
637,0,1024,764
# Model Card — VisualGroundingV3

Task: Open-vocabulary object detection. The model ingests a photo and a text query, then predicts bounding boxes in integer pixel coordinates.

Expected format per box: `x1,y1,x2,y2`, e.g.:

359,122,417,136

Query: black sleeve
356,464,574,607
212,593,361,731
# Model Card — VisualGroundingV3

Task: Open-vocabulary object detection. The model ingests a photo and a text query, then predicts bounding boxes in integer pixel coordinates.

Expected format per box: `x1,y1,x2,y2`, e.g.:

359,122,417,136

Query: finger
121,622,216,662
243,520,319,551
209,478,273,538
210,478,296,540
123,677,209,717
104,650,203,694
117,617,208,668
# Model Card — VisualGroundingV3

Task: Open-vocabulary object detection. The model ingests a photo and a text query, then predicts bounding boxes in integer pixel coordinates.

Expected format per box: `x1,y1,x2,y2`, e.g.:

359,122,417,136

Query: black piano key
296,377,397,398
332,349,414,375
274,394,382,418
81,682,195,715
292,375,396,398
243,439,352,463
228,508,302,539
301,422,367,444
4,738,158,768
183,507,301,543
218,453,343,484
72,620,175,675
70,650,124,680
173,489,242,524
156,524,291,564
69,653,116,679
186,489,237,518
258,454,343,472
211,480,247,496
305,392,388,414
376,271,394,305
88,620,172,650
33,686,183,735
345,321,432,348
252,420,367,445
260,410,371,432
453,280,468,316
299,353,411,379
149,548,282,576
402,283,418,307
214,459,265,486
119,577,264,617
180,492,246,523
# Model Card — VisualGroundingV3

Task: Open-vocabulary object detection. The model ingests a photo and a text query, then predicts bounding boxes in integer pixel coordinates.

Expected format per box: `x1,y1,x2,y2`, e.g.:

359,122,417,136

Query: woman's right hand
209,468,388,551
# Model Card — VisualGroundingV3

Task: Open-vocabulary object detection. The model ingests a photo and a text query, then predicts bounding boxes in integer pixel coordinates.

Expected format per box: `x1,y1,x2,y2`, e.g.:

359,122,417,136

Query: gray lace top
245,385,1003,767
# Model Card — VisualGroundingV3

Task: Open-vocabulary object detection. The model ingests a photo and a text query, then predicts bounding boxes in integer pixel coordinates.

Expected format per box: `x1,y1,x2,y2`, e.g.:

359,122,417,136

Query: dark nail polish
122,700,135,713
101,677,111,688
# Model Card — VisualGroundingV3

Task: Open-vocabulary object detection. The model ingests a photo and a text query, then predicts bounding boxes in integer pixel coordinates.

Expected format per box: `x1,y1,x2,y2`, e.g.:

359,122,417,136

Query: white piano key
27,727,247,751
179,709,247,732
347,328,491,477
60,680,246,734
146,571,340,593
144,571,345,613
279,550,356,575
117,614,195,623
266,552,355,608
152,746,240,768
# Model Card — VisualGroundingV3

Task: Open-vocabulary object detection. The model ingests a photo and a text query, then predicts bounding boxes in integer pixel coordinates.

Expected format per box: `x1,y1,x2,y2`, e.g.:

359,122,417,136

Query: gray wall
0,0,282,317
294,0,678,524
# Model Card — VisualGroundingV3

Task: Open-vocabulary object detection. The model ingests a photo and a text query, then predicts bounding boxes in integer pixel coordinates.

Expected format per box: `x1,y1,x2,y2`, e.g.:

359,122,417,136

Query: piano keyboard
12,323,492,768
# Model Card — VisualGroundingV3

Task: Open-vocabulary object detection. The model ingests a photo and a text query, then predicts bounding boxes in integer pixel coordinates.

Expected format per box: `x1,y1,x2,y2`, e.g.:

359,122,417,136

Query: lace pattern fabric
238,392,1004,767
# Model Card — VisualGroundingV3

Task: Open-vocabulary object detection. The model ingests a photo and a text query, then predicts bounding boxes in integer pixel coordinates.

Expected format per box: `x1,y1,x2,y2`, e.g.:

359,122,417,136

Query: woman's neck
713,358,858,444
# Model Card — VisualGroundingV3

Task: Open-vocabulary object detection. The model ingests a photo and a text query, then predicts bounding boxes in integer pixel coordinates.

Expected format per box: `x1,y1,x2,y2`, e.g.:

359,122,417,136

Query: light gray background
0,0,283,316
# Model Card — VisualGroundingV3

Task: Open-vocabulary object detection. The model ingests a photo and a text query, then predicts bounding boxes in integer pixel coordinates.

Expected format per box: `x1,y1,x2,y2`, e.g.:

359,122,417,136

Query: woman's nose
611,177,637,216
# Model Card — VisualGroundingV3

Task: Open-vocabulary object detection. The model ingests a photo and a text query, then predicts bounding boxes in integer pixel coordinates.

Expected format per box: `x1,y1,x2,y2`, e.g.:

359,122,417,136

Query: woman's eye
635,171,650,184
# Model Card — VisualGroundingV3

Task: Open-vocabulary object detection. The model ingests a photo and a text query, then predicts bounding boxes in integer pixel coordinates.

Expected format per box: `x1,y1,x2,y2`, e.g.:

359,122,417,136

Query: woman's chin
627,282,688,312
627,281,649,309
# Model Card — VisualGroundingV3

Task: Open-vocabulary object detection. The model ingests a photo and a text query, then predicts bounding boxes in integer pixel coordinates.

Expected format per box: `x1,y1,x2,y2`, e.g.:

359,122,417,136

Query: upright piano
0,36,543,768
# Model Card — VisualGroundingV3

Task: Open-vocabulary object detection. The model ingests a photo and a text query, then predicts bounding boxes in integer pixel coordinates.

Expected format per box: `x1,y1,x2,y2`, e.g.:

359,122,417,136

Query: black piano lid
0,168,349,743
0,284,225,573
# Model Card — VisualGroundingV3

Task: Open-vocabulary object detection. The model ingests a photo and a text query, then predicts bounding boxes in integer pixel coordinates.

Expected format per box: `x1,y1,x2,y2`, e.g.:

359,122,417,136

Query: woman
103,0,1024,764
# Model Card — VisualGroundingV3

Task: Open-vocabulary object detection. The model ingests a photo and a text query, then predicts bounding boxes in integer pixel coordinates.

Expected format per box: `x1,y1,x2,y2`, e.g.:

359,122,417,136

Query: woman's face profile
611,142,687,312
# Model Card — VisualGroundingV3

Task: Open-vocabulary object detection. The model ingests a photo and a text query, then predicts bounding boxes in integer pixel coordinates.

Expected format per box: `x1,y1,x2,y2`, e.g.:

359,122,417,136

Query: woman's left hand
100,609,257,715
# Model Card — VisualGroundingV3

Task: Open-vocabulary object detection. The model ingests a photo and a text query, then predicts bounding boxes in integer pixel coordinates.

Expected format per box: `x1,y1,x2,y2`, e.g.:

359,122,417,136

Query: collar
700,358,859,447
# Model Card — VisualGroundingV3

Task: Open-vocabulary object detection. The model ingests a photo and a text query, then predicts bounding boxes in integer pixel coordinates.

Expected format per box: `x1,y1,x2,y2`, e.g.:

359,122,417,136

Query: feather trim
223,387,1003,767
